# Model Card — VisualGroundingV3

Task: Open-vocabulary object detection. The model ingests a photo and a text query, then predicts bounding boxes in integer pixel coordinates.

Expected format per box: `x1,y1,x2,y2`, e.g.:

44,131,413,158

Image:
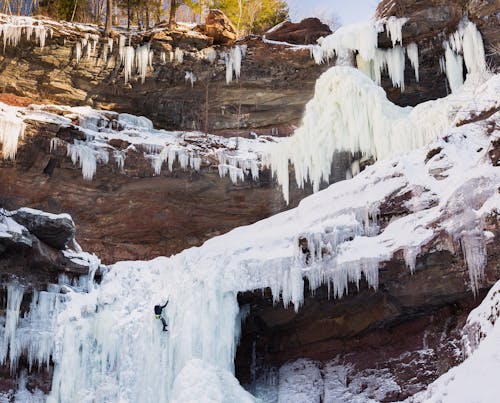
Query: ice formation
0,102,26,160
136,44,152,84
184,71,196,87
442,20,488,93
225,46,244,84
123,45,135,83
406,42,420,82
0,16,49,51
66,141,109,181
8,103,273,182
174,47,184,64
314,18,487,94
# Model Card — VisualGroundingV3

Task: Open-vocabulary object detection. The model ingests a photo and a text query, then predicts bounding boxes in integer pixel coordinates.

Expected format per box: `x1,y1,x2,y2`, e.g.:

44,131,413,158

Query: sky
287,0,380,26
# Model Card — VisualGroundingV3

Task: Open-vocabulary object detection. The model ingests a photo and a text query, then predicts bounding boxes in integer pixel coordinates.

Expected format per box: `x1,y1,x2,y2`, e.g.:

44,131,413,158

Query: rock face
204,9,237,45
265,18,332,45
12,208,75,250
376,0,500,106
0,208,90,287
0,117,312,264
0,34,325,136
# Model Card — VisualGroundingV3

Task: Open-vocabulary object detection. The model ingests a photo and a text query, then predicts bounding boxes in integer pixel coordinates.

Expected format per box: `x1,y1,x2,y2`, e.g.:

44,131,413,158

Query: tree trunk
168,0,177,29
104,0,113,34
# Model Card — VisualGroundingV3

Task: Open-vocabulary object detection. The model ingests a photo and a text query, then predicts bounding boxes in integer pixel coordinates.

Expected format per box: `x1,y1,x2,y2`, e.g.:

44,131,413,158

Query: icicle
0,284,24,370
107,37,113,53
232,46,242,80
135,44,150,84
0,105,26,160
384,16,408,46
385,46,406,91
225,52,233,84
75,41,82,64
174,47,184,64
160,51,166,64
118,35,126,65
406,42,419,82
184,71,196,87
444,42,464,93
123,46,135,83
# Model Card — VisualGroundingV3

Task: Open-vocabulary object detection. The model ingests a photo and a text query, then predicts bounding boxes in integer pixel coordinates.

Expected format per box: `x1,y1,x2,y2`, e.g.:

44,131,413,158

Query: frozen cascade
0,103,26,160
268,66,453,203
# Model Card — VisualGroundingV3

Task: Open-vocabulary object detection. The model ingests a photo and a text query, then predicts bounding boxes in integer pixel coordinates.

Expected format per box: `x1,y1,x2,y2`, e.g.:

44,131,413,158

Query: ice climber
154,301,169,331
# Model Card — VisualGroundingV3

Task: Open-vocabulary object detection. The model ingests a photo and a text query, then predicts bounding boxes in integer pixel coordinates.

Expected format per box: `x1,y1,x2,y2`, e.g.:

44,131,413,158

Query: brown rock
265,18,332,45
204,9,237,45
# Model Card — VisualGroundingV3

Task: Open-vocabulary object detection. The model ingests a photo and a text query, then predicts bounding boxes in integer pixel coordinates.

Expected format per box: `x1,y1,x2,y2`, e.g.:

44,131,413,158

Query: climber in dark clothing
154,301,169,331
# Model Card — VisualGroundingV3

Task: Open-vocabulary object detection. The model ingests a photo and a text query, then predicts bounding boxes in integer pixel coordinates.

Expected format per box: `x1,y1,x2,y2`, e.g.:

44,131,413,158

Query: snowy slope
408,280,500,403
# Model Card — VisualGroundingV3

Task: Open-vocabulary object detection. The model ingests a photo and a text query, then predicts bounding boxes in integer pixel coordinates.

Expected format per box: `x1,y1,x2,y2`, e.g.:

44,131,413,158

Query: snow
171,359,255,403
16,207,73,222
409,280,500,403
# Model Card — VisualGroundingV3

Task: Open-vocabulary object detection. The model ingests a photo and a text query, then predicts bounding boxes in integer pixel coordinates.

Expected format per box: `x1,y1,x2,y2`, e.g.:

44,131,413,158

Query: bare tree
104,0,113,34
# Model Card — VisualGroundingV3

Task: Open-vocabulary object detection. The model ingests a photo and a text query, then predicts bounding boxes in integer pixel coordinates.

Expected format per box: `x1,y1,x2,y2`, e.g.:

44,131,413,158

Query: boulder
12,208,75,250
265,18,332,45
204,9,237,45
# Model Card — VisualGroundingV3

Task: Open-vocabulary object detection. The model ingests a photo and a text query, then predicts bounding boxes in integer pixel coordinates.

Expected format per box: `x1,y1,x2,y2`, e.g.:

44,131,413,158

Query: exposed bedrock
0,118,310,264
235,220,500,399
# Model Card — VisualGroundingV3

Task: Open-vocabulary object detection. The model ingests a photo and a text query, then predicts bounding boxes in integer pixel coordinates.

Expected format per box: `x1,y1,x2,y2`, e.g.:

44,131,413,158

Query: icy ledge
2,102,277,183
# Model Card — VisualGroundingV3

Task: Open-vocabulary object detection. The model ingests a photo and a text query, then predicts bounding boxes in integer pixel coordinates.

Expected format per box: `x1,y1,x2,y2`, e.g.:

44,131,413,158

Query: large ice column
0,284,24,370
48,256,244,403
0,103,26,160
443,21,488,92
269,66,451,203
